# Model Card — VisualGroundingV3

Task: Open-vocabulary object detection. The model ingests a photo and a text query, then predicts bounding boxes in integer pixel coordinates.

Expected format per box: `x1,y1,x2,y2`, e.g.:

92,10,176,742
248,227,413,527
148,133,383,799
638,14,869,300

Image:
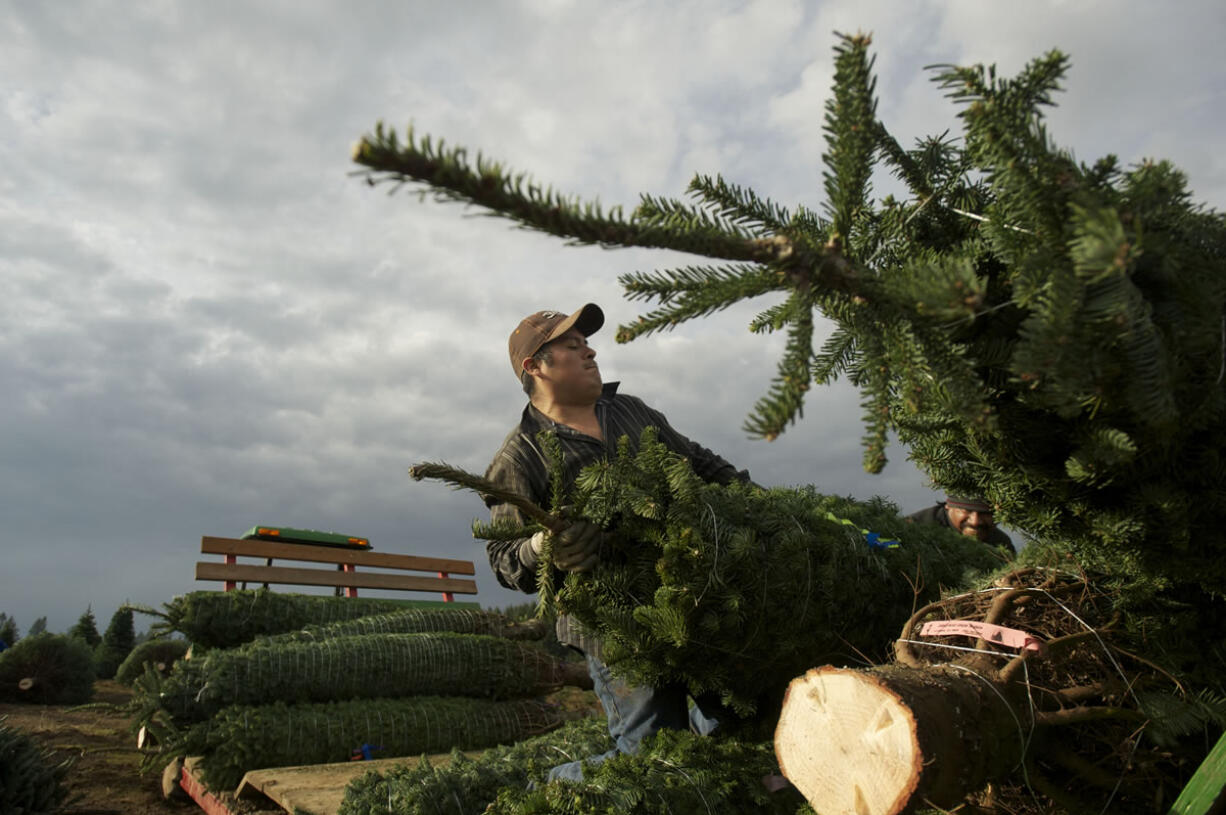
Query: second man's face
539,328,602,401
946,506,995,541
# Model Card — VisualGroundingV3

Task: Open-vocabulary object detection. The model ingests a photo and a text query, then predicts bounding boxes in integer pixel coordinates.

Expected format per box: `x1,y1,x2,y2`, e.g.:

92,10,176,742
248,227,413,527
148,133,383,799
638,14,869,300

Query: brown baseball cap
508,303,604,379
946,495,994,512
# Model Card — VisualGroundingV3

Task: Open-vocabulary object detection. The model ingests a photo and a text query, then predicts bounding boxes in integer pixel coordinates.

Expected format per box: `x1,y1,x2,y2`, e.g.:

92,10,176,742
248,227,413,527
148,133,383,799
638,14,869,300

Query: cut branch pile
339,717,614,815
340,718,807,815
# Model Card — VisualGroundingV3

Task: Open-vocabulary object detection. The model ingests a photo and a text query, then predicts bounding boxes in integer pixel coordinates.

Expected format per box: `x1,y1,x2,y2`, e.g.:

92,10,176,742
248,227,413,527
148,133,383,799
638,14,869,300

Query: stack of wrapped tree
131,591,593,791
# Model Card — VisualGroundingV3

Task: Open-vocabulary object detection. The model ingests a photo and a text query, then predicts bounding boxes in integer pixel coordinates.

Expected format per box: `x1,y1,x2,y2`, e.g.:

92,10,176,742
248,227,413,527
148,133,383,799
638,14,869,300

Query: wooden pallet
181,752,483,815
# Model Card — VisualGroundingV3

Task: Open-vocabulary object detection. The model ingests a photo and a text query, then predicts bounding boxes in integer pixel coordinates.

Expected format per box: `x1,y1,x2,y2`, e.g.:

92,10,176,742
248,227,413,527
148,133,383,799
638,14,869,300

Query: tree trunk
775,663,1025,815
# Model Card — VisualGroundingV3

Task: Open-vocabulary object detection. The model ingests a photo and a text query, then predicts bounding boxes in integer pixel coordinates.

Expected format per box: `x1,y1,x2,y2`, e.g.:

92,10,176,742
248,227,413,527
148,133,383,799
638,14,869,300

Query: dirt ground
1,680,604,815
0,680,185,815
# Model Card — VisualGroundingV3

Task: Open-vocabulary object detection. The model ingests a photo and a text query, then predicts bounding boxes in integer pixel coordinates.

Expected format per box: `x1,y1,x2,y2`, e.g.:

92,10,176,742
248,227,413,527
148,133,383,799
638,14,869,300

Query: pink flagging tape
919,620,1046,653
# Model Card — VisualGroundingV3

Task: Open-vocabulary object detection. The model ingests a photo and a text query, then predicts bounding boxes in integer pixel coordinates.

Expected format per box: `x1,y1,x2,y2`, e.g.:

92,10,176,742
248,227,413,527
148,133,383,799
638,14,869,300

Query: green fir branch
822,32,879,241
742,296,815,440
355,124,773,262
686,173,797,232
409,461,562,532
615,264,782,342
632,192,761,241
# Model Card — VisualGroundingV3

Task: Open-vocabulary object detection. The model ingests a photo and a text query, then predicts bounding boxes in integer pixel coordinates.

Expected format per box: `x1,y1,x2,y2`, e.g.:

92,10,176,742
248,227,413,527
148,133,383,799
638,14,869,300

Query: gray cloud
1,1,1221,634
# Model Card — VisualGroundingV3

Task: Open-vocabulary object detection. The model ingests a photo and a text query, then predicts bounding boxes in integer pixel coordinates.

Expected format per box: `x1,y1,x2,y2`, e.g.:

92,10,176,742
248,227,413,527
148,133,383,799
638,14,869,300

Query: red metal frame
180,765,238,815
438,571,454,602
341,563,358,597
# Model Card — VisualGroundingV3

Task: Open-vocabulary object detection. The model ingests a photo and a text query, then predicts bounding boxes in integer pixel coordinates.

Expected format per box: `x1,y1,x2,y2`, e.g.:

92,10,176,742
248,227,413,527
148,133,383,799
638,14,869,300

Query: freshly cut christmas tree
354,30,1225,815
413,428,1005,717
353,34,1225,598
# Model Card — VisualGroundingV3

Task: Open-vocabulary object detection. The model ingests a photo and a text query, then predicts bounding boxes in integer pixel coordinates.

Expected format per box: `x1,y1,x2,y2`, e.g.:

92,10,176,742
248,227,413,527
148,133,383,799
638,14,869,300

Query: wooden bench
195,536,478,602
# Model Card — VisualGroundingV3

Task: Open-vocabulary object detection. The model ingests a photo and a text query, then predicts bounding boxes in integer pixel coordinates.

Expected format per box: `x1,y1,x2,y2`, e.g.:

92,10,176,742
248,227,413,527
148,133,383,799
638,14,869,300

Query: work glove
528,518,603,573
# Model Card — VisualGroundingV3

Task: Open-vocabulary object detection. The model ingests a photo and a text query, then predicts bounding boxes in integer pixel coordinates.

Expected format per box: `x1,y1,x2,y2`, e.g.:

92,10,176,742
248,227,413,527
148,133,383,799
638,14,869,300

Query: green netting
339,716,611,815
147,633,578,723
166,696,565,791
145,590,464,648
243,607,543,650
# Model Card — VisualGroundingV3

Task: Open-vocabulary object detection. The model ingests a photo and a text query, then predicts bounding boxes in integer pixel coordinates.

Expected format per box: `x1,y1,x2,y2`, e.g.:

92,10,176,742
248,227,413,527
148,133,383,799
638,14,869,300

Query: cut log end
775,667,921,815
161,756,189,800
17,677,36,691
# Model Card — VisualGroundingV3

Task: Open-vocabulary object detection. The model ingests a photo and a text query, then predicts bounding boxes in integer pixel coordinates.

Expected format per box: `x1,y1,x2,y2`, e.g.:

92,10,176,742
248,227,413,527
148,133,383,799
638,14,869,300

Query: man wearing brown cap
905,494,1014,553
484,303,750,782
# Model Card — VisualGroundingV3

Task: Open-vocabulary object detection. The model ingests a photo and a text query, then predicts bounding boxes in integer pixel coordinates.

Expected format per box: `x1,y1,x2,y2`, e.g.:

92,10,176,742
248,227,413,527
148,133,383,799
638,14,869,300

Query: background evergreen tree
94,606,136,680
26,617,47,637
0,614,18,647
68,607,101,649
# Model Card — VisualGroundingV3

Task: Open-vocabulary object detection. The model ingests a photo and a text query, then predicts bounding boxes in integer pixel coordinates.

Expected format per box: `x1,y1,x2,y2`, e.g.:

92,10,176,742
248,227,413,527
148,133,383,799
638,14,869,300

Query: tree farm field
2,678,605,815
0,679,186,815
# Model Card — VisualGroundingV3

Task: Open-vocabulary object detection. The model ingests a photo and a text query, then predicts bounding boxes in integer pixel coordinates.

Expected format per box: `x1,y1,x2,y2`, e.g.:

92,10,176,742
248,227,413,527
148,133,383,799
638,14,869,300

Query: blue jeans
546,653,721,783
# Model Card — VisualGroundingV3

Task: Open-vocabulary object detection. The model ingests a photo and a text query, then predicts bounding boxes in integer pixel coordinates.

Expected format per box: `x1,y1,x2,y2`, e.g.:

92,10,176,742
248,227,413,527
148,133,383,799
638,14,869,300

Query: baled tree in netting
131,590,531,649
353,31,1225,814
114,637,189,686
128,631,590,727
146,695,569,791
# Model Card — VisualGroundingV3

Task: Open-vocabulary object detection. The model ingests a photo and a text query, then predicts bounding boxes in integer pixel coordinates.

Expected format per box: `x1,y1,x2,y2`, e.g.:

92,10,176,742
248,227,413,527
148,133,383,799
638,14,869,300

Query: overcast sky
3,1,1224,636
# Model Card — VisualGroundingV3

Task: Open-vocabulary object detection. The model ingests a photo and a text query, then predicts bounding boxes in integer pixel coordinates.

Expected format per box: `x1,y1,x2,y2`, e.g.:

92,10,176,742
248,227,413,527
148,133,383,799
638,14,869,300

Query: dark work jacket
484,381,749,656
904,502,1015,554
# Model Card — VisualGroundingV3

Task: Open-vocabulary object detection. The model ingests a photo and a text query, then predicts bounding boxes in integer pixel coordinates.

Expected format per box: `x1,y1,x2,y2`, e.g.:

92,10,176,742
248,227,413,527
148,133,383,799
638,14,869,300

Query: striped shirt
483,382,749,654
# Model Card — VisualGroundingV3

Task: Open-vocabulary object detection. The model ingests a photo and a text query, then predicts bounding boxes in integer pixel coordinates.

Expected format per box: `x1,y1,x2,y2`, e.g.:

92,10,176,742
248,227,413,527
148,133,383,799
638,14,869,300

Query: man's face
532,328,602,403
945,505,996,541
